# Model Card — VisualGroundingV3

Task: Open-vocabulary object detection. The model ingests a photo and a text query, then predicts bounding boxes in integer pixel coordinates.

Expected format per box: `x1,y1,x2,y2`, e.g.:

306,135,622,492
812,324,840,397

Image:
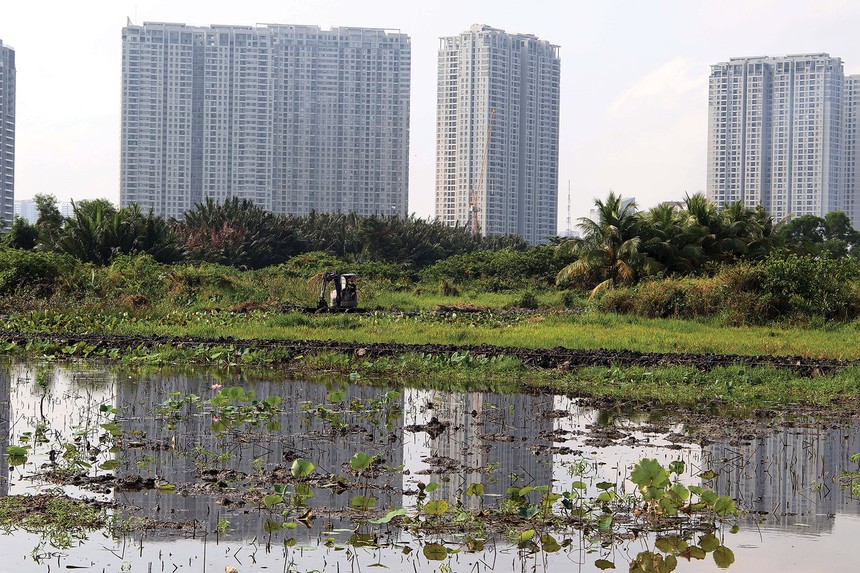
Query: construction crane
470,108,496,235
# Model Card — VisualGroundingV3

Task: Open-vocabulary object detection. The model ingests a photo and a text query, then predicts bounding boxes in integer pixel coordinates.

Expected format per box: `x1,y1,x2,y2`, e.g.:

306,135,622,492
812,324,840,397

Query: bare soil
0,330,852,376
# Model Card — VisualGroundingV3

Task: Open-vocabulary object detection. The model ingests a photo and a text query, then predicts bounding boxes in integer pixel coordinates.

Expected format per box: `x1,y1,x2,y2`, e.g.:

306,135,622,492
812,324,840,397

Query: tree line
1,195,525,271
3,192,859,291
556,191,860,295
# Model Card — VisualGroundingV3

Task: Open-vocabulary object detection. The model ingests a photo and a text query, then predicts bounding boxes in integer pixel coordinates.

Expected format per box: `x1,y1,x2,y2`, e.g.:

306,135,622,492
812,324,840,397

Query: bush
759,254,860,320
438,280,460,296
595,288,637,315
264,251,350,279
98,253,169,302
419,246,565,291
591,256,860,324
512,290,540,309
561,290,584,309
625,279,673,318
165,262,260,306
0,248,73,297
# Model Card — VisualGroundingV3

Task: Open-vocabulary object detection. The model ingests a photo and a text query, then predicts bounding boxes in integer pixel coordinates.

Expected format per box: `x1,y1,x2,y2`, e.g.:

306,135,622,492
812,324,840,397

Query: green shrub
420,246,565,291
165,263,260,306
264,251,349,279
0,248,73,296
759,254,860,320
98,253,168,302
560,290,584,309
592,256,860,324
438,280,460,296
595,288,637,315
349,260,410,284
628,279,687,318
510,290,540,309
592,264,759,322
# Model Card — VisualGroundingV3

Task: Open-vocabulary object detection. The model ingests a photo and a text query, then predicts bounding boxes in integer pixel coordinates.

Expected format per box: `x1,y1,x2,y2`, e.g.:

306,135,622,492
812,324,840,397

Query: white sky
4,0,860,231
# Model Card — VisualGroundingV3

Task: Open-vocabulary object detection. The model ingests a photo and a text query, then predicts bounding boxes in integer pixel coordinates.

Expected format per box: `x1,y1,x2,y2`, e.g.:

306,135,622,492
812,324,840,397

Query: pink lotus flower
211,383,223,390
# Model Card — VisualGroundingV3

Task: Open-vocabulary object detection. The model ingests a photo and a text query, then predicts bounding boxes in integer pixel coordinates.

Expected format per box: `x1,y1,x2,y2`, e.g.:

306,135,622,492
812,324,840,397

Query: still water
0,360,858,572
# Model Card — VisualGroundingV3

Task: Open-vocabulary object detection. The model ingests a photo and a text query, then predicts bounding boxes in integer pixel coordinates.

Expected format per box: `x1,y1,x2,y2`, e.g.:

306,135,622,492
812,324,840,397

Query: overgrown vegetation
2,336,860,409
6,192,858,571
4,192,860,327
3,194,525,272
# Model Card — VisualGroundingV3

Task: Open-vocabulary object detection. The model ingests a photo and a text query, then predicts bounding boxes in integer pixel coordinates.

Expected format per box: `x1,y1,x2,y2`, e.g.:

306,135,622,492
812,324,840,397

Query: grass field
74,308,859,360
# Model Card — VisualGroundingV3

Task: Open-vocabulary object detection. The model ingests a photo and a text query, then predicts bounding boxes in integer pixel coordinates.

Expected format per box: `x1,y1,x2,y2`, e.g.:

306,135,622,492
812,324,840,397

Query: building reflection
402,388,555,509
704,426,860,534
114,371,405,537
0,363,9,497
0,362,858,544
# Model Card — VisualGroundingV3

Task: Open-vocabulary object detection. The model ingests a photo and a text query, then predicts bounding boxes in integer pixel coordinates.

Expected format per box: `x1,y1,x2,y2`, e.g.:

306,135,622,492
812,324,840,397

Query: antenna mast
565,181,571,237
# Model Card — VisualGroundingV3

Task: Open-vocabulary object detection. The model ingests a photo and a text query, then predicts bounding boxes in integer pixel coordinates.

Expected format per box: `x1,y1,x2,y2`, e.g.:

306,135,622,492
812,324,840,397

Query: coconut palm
556,192,658,297
640,203,705,275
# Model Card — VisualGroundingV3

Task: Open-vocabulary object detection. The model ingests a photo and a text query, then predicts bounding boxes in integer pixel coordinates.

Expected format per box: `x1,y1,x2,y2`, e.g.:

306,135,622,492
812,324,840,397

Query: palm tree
54,201,115,265
54,202,180,265
177,197,304,269
640,203,705,275
684,194,777,264
556,192,657,297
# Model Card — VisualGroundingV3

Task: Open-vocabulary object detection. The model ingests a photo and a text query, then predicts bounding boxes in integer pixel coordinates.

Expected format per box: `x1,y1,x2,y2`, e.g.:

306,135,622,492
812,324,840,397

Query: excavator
317,272,358,311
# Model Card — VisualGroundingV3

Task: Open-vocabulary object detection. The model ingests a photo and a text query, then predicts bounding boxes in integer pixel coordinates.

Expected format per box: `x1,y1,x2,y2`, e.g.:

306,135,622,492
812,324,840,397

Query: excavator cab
318,272,358,310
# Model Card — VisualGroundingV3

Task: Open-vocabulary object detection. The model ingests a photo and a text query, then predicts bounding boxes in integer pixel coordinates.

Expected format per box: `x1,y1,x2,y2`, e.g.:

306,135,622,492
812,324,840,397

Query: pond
0,360,858,572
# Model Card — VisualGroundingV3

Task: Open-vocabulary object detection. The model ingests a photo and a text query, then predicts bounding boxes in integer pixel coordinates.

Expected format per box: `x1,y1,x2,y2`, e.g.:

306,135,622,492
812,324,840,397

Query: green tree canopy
2,216,39,250
34,193,64,247
556,192,659,296
556,192,780,293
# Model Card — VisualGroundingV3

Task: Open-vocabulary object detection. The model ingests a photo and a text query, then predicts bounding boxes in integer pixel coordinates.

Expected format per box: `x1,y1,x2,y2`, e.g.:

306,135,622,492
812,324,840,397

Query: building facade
0,40,14,228
707,54,847,223
13,198,73,224
435,25,560,245
845,74,860,227
121,23,410,220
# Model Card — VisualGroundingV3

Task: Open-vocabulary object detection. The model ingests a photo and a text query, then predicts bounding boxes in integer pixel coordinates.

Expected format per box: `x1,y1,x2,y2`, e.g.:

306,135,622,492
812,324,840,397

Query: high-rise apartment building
0,40,15,227
707,54,846,222
121,23,410,220
845,75,860,227
435,25,560,245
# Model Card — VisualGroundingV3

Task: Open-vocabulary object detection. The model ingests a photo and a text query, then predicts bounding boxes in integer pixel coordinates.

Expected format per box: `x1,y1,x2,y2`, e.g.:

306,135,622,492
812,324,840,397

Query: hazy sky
4,0,860,230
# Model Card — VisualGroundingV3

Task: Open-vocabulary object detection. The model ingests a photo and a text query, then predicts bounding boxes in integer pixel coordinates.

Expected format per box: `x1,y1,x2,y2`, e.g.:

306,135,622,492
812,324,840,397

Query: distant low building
13,198,73,224
13,199,36,224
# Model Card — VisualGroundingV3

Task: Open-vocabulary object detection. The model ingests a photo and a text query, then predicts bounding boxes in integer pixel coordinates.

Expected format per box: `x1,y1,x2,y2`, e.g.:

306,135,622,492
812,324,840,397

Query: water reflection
0,360,859,572
705,424,860,534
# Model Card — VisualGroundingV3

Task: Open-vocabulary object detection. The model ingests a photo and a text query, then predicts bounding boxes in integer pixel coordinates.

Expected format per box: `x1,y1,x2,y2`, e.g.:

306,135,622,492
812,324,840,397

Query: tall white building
121,23,411,220
0,40,14,227
845,75,860,227
707,54,846,222
435,25,560,245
